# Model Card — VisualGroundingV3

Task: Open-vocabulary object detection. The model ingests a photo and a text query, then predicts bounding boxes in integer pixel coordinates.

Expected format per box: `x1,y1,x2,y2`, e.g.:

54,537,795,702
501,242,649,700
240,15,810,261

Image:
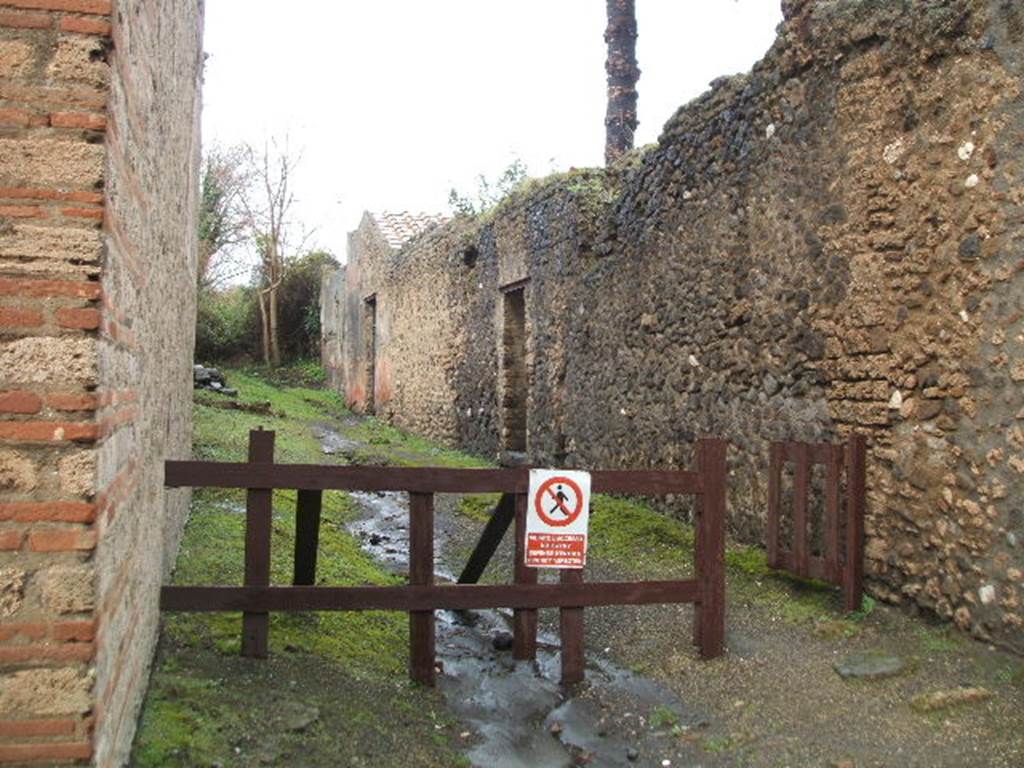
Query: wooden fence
160,429,728,685
766,434,866,611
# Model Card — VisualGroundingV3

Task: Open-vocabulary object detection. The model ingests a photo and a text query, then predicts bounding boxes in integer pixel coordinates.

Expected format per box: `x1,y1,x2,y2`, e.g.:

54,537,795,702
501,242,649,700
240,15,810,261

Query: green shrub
194,286,259,363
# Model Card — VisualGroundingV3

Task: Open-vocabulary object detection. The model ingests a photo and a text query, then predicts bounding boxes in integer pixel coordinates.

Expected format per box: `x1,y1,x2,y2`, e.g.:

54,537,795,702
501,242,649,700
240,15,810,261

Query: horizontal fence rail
165,462,704,496
160,429,728,685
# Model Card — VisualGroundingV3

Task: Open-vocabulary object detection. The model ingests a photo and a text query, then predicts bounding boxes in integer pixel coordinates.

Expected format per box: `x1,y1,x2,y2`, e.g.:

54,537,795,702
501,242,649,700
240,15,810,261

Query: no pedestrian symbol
525,469,591,569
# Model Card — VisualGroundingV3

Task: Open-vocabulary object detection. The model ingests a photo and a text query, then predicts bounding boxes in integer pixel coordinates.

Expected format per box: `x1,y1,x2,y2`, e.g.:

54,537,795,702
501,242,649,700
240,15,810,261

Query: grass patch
347,418,494,469
457,493,502,523
649,705,680,730
133,367,467,767
588,495,694,578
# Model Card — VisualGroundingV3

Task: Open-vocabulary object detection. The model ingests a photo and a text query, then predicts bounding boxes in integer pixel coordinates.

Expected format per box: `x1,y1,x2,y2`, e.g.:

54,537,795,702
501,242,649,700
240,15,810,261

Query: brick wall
329,0,1024,652
0,1,202,765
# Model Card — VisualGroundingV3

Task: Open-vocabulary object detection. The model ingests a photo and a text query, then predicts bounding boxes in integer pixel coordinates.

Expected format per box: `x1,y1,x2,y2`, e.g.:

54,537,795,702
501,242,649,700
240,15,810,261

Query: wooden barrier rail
160,429,728,685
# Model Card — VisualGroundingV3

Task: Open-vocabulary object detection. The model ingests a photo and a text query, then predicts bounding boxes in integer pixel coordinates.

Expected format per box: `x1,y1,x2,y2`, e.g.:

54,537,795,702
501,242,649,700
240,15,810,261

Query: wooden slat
409,492,435,685
792,442,810,579
164,461,703,496
512,492,538,660
160,580,701,612
695,438,727,659
293,490,322,586
559,569,585,685
766,442,783,569
824,443,843,584
242,429,275,658
457,493,516,584
843,435,866,612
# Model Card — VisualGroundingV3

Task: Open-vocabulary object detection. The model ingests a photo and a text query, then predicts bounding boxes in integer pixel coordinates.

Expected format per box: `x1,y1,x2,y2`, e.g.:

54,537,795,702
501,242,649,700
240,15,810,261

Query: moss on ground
132,367,469,767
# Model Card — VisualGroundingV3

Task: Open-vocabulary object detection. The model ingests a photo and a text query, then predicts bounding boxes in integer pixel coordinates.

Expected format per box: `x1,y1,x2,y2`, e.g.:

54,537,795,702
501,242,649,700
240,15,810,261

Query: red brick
0,502,96,523
46,392,98,411
0,531,23,550
52,620,95,642
0,623,47,642
0,109,47,128
58,15,109,35
0,422,98,442
0,643,94,664
0,187,103,205
0,204,46,218
0,10,52,28
26,528,96,552
0,83,106,110
50,110,106,130
61,207,103,221
0,0,110,13
0,719,75,738
0,391,42,414
0,308,44,328
56,307,101,329
0,741,92,763
0,277,100,299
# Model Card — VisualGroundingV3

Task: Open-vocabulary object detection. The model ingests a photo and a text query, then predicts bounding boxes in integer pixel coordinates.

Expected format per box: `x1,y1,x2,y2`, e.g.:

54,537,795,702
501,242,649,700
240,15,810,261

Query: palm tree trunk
605,0,640,165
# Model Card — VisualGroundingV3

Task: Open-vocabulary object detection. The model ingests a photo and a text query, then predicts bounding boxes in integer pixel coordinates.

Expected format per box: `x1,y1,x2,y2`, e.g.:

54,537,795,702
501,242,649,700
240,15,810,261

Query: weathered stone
0,449,37,493
0,668,93,716
0,337,96,385
0,139,104,188
59,450,97,498
38,565,95,614
47,35,110,87
833,652,906,680
909,687,993,712
0,569,25,618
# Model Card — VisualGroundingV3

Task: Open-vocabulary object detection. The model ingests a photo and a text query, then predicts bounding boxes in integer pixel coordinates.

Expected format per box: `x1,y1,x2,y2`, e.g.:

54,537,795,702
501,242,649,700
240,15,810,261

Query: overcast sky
201,1,783,263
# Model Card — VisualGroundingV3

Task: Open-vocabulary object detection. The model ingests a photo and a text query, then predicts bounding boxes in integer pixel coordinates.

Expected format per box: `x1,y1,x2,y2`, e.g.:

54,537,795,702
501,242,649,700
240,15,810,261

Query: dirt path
319,417,1024,768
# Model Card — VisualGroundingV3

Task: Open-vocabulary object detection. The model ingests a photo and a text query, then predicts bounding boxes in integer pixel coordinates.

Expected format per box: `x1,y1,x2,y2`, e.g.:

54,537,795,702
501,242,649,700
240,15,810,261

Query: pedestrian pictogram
525,469,591,569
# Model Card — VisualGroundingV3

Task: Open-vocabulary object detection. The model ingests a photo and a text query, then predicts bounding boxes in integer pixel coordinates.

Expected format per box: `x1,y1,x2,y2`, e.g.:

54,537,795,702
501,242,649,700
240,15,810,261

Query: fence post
409,492,436,684
843,434,866,612
293,490,322,586
559,569,584,684
513,491,538,660
695,438,726,659
242,429,275,658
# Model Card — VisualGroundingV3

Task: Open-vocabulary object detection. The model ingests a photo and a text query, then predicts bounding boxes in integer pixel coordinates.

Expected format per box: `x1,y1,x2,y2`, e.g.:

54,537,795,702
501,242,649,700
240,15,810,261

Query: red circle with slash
534,476,584,527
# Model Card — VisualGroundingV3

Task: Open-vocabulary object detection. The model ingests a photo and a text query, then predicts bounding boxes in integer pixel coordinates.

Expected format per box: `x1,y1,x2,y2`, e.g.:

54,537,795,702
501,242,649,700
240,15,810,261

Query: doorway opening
363,295,377,413
501,286,527,453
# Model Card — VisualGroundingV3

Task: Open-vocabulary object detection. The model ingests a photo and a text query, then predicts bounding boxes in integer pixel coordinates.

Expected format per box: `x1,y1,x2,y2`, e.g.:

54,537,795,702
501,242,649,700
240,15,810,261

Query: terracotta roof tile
371,211,449,249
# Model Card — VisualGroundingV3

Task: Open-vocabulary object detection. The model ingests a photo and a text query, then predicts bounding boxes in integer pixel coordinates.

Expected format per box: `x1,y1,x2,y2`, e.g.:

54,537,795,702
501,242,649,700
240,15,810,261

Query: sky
201,1,783,264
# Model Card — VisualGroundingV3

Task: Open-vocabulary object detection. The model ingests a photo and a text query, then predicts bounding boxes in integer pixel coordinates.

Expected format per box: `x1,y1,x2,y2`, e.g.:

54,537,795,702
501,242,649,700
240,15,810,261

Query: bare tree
238,139,307,366
604,0,640,165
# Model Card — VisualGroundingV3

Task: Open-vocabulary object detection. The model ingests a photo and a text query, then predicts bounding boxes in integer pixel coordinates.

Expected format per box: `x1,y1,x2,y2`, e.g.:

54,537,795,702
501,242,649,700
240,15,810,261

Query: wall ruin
0,1,202,764
325,0,1024,652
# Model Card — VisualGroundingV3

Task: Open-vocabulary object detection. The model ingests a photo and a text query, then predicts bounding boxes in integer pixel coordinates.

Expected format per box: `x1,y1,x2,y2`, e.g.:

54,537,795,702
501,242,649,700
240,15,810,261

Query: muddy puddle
344,487,712,768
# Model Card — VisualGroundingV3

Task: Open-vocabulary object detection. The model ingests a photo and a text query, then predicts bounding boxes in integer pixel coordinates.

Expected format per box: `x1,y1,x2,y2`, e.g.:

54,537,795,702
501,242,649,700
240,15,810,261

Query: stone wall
328,0,1024,652
0,1,202,764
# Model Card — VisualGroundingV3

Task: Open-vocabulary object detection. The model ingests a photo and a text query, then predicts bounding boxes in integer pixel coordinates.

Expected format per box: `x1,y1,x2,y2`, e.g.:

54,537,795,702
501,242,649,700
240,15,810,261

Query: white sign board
525,469,591,569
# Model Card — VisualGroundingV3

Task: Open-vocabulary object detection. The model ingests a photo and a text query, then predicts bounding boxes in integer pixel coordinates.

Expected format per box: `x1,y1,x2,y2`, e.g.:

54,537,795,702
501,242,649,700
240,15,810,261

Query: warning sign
525,469,591,569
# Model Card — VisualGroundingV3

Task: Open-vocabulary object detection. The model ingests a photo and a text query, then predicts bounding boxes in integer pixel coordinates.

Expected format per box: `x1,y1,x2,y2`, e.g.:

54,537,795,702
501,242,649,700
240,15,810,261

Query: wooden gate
160,430,728,685
766,434,866,611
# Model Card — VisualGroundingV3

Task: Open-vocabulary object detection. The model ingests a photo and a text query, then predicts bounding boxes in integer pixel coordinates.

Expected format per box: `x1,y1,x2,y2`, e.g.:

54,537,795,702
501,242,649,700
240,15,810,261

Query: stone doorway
363,295,377,413
501,285,528,454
